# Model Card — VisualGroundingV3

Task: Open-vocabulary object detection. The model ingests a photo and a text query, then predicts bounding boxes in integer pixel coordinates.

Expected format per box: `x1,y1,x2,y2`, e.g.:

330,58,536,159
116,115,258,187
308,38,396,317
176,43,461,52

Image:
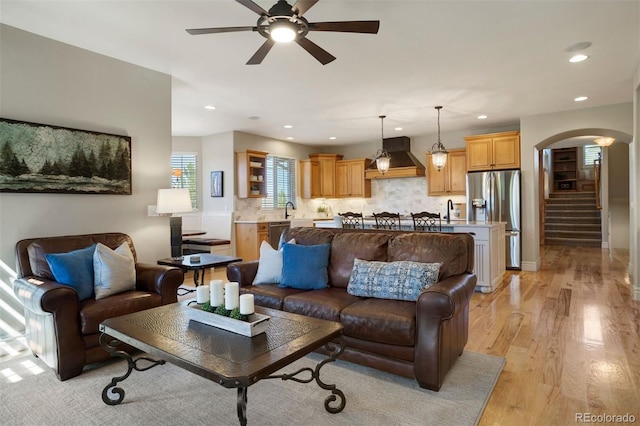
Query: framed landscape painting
0,118,132,195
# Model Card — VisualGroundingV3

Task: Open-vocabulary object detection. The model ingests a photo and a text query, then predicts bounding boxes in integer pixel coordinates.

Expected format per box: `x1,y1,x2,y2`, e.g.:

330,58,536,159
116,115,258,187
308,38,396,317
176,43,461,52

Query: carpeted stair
544,191,602,247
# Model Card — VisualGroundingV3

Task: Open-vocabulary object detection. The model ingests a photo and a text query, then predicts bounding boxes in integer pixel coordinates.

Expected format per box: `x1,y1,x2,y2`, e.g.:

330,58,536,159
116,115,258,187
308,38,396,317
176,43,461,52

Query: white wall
608,143,630,249
0,25,173,269
202,131,234,213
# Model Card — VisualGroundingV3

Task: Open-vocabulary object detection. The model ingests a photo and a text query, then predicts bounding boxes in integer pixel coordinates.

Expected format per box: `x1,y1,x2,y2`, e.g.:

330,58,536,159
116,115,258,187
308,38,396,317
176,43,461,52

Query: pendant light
430,106,448,171
372,115,391,174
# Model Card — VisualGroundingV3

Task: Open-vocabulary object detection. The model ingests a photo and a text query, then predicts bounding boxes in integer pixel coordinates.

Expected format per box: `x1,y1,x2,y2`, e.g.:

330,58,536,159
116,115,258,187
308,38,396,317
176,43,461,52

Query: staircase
544,192,602,247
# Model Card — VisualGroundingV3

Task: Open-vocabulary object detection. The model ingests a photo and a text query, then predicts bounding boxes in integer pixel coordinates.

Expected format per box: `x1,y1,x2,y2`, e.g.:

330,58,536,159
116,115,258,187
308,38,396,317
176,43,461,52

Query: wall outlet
148,205,158,217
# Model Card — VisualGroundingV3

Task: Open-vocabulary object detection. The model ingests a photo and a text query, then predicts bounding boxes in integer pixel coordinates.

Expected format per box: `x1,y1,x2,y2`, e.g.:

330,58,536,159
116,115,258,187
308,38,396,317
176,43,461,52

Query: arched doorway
535,128,632,252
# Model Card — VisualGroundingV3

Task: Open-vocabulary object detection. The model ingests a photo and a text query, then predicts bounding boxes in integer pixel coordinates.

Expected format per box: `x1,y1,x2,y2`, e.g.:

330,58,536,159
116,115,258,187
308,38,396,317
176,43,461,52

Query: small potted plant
317,205,328,218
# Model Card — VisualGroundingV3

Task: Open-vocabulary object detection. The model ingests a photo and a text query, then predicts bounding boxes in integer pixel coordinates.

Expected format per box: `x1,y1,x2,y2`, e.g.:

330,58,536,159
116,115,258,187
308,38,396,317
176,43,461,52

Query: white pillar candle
196,285,210,304
209,280,224,306
239,294,255,315
224,282,240,310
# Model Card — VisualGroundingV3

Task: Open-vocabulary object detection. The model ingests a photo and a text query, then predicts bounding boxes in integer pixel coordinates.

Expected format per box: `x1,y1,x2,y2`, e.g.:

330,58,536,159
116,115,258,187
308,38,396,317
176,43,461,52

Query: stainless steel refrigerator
466,170,521,270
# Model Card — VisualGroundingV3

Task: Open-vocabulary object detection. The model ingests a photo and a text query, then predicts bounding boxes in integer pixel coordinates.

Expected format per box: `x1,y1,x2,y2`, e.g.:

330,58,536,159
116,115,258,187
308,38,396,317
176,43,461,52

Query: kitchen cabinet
336,158,371,198
465,131,520,171
300,153,343,198
551,147,577,191
235,222,269,261
237,150,268,198
453,224,505,293
426,148,466,196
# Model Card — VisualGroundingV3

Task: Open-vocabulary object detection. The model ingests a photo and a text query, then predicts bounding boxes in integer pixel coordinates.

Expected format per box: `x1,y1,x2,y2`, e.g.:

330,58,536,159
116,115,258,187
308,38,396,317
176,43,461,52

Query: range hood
365,136,426,179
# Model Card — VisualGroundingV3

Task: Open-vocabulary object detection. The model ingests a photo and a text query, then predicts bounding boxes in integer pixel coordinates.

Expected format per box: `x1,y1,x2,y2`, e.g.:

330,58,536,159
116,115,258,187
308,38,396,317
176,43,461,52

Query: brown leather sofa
13,232,184,381
227,227,477,391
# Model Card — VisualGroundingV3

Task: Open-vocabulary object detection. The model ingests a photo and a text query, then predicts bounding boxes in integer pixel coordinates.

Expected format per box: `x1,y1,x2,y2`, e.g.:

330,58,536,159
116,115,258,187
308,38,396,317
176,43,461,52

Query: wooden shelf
552,147,578,191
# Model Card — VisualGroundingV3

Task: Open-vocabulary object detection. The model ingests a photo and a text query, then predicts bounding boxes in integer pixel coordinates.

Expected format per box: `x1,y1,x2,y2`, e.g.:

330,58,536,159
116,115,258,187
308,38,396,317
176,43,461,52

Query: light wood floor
472,245,639,425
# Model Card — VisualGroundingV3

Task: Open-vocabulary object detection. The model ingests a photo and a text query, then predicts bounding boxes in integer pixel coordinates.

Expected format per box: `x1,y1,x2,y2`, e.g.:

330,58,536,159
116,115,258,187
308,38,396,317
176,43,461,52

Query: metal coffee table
99,303,345,425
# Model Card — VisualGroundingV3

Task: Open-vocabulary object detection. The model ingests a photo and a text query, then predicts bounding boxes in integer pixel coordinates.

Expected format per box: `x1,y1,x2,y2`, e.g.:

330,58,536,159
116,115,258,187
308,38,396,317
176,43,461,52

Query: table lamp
157,188,192,259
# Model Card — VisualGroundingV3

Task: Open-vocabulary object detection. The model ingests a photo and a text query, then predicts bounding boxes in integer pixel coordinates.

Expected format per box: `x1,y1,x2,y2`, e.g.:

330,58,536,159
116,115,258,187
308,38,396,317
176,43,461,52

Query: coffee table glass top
100,303,343,387
157,253,241,269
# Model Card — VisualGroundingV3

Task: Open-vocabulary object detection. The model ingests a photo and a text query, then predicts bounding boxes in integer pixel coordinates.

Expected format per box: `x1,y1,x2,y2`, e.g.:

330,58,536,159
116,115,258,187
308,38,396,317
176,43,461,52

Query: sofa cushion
79,291,162,334
387,232,472,280
347,259,441,301
280,243,331,290
328,232,390,288
45,244,97,301
283,287,363,322
93,242,136,300
252,239,295,285
241,284,307,310
340,298,416,346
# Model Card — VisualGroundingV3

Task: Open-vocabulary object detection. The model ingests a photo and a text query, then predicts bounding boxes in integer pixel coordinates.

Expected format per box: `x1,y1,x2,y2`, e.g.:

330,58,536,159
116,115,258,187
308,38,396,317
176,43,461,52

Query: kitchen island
315,217,505,293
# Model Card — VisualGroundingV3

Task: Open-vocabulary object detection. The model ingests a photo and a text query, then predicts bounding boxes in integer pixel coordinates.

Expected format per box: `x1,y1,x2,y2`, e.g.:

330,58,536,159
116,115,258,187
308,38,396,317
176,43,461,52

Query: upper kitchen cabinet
465,131,520,171
426,148,466,196
336,158,372,198
300,153,343,199
237,149,268,198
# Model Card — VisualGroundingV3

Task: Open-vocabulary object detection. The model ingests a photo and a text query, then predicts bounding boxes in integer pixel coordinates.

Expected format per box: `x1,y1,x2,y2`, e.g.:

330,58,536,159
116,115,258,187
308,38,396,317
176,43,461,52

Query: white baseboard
521,259,541,271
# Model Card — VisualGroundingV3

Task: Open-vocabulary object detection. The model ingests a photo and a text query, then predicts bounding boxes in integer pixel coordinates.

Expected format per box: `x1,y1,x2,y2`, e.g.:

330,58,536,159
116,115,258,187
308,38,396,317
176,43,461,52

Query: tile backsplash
234,177,466,220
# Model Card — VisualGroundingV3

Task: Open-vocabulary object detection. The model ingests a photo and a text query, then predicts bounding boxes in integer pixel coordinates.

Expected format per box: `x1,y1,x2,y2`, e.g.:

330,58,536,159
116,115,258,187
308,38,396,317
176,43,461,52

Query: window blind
583,145,601,167
171,153,197,209
262,155,297,210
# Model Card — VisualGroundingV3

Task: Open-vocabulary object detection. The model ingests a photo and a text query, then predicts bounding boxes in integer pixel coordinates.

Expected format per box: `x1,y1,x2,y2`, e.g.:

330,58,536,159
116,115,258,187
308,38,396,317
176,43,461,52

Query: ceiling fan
186,0,380,65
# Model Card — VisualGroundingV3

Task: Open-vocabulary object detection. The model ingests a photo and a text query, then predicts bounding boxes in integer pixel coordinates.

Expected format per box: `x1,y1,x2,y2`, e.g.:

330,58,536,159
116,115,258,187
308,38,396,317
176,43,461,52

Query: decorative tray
186,304,270,337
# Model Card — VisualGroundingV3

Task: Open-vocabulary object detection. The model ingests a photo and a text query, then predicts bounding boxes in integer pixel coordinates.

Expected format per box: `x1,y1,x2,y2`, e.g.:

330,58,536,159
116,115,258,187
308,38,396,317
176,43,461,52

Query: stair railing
594,156,602,210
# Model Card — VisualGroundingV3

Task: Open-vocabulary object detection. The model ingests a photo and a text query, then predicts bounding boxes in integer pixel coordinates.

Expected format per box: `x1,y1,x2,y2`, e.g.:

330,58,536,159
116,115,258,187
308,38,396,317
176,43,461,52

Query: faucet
285,201,296,219
446,199,454,224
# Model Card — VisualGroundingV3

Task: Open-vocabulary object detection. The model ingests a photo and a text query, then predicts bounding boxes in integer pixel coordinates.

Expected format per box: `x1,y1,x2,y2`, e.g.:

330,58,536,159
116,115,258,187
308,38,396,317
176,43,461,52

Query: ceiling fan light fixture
594,137,615,147
269,20,298,43
430,106,448,171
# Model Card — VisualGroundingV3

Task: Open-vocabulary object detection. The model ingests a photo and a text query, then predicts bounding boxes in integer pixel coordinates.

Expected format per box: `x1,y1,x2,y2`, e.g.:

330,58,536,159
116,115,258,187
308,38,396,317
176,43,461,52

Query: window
262,155,297,210
171,153,197,209
583,145,601,167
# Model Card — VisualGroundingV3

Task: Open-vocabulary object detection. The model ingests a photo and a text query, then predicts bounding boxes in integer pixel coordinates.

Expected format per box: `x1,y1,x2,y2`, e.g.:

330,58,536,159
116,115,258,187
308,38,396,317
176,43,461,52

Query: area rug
0,350,504,426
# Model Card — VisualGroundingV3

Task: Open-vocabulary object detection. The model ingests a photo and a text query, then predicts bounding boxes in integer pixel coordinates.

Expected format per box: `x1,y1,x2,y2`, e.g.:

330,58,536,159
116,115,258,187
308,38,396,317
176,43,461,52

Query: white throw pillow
93,242,136,300
252,239,294,285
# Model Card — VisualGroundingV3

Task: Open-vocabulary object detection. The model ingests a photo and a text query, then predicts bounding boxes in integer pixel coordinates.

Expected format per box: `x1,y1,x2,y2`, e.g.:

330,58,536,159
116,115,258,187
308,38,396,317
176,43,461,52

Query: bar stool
373,212,401,230
338,212,364,229
411,211,442,231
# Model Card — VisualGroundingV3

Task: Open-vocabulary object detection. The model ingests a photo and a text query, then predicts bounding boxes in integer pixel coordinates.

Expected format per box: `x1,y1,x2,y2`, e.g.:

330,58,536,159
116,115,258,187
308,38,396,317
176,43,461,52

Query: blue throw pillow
279,243,331,290
347,259,442,301
45,244,97,301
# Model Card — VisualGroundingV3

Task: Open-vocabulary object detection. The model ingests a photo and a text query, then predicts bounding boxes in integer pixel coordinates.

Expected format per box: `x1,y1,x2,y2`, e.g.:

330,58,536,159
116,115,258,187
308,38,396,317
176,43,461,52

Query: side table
157,253,242,295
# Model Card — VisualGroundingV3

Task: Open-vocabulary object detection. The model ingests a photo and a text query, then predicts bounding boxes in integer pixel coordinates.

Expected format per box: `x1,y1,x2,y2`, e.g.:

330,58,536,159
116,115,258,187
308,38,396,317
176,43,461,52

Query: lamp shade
157,189,192,214
376,155,391,174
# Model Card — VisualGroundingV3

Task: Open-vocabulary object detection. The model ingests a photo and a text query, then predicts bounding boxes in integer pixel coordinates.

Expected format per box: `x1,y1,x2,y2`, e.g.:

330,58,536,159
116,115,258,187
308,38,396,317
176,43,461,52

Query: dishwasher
268,221,290,248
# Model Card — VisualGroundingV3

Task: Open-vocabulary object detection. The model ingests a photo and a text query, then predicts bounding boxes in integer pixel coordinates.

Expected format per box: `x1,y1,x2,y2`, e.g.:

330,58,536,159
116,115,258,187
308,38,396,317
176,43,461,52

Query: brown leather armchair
13,232,184,381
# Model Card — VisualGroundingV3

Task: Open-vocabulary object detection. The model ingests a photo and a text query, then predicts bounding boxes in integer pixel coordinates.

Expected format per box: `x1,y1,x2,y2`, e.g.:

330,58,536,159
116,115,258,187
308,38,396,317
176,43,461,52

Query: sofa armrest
135,262,184,304
414,273,477,390
226,261,259,287
13,276,85,380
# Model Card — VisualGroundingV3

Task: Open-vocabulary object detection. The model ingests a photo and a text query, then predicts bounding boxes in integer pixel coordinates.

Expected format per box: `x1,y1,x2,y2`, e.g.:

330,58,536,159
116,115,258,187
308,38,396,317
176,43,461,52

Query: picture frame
0,118,132,195
211,170,223,197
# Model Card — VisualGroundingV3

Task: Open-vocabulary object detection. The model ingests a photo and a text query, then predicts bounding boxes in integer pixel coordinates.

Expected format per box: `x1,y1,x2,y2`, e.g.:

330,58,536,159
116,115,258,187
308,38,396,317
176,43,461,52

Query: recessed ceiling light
204,105,217,110
329,136,337,140
394,127,403,131
569,54,589,63
574,96,588,102
284,124,293,129
286,136,294,140
477,114,488,120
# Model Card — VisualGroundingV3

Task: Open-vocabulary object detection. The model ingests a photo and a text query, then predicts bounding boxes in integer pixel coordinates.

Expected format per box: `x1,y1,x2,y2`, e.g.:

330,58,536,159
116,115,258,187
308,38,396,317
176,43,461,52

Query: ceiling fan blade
235,0,269,16
295,37,336,65
247,39,276,65
186,26,256,35
292,0,319,16
308,21,380,34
